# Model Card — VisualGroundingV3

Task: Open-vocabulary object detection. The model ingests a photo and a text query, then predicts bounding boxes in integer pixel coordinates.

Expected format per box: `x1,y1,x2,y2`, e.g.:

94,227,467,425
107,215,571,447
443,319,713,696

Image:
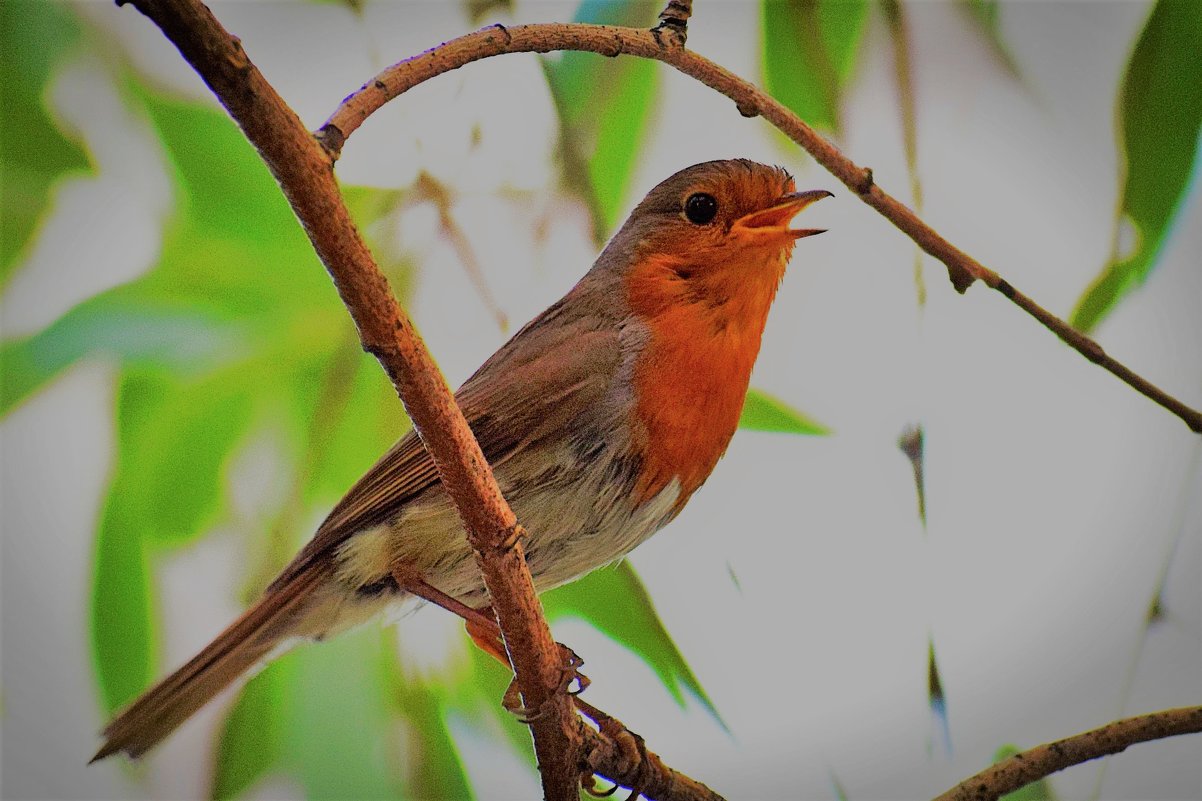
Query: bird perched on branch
93,158,830,761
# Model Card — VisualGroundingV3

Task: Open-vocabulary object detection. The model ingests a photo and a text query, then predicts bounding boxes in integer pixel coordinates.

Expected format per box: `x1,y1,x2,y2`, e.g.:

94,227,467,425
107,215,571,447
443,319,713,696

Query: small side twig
577,698,725,801
932,706,1202,801
319,21,1202,434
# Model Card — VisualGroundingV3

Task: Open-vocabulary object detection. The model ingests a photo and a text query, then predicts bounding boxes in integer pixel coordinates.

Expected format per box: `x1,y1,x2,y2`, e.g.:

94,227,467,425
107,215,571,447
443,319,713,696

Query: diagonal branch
931,706,1202,801
319,20,1202,434
121,0,580,798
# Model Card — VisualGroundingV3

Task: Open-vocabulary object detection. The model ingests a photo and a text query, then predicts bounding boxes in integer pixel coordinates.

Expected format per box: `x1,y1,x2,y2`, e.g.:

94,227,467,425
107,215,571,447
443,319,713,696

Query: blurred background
2,1,1199,799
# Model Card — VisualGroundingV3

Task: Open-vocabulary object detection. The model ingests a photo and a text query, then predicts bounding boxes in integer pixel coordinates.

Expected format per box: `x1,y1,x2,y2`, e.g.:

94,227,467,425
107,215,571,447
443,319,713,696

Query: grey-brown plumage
91,160,827,761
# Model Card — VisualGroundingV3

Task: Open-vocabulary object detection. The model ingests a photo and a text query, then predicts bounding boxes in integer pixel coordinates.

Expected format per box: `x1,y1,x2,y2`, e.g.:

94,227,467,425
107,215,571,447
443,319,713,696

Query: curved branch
932,706,1202,801
320,21,1202,434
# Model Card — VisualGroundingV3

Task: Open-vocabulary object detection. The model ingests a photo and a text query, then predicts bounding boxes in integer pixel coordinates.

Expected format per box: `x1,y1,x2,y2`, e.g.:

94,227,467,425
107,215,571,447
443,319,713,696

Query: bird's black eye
684,192,718,225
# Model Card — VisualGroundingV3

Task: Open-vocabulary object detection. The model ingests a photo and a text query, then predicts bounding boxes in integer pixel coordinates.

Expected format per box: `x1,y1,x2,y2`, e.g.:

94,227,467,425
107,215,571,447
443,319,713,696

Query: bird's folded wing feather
268,305,621,590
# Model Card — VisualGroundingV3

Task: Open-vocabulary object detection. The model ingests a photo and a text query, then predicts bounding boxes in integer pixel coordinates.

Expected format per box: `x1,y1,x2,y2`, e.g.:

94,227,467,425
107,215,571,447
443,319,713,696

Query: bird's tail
91,559,333,762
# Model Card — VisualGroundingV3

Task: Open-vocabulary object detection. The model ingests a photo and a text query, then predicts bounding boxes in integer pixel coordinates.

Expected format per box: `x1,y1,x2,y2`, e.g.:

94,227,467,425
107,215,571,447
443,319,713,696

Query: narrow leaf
285,629,406,801
0,289,239,415
740,388,830,435
545,1,660,234
464,645,536,762
762,0,869,133
992,744,1057,801
211,661,290,800
110,367,258,548
928,637,951,755
91,518,156,715
1071,0,1202,332
91,375,163,714
543,561,722,724
898,424,925,526
0,1,91,283
390,669,474,801
958,0,1021,77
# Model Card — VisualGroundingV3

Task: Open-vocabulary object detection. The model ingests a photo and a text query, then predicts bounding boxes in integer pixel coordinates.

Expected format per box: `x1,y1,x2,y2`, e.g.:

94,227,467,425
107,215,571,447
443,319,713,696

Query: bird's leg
466,603,590,723
388,562,589,719
389,561,501,634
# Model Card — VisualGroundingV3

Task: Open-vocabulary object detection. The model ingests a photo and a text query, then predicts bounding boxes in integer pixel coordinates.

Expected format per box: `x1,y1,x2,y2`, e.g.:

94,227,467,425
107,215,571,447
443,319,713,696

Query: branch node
315,123,346,160
1077,337,1106,364
225,36,251,74
735,100,759,118
491,22,513,47
655,0,693,48
856,167,874,195
471,522,528,555
605,32,624,58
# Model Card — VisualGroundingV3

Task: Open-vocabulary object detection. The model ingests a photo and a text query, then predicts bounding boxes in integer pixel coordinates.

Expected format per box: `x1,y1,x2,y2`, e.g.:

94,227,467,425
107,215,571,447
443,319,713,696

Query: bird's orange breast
625,248,787,509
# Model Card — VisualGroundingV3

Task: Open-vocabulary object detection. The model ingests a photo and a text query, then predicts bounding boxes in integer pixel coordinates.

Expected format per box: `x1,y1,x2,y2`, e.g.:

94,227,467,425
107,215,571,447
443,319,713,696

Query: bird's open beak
734,189,833,240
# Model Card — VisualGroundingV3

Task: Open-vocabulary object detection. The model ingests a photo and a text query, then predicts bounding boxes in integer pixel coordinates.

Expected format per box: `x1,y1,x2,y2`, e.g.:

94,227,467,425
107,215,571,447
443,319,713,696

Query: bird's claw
558,642,590,696
500,642,589,722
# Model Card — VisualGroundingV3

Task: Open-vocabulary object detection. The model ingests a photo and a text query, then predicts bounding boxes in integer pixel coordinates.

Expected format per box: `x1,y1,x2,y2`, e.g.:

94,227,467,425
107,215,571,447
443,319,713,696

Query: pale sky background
2,1,1200,800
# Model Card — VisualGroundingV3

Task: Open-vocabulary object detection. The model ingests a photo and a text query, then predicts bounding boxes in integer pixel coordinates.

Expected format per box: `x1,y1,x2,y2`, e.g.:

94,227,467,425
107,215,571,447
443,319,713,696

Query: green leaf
928,637,950,754
211,661,291,800
91,375,167,714
0,0,91,285
761,0,869,133
958,0,1021,77
389,657,474,801
543,561,722,724
213,629,413,800
1071,0,1202,332
992,744,1057,801
0,289,239,415
112,367,259,548
91,365,256,713
462,645,536,763
299,346,410,507
91,485,157,715
740,388,830,435
545,1,660,233
285,629,406,800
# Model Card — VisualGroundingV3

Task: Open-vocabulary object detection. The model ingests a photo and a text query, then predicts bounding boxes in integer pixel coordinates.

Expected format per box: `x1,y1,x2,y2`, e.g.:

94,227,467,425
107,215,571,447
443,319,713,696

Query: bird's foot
502,642,590,722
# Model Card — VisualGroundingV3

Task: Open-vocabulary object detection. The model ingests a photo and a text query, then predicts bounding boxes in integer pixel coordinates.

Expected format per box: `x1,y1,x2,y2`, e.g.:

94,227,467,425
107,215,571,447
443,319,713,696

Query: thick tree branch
320,20,1202,434
121,0,583,797
932,706,1202,801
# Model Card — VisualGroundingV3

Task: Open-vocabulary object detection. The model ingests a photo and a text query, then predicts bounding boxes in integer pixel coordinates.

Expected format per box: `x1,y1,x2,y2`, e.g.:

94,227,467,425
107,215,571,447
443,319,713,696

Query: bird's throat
625,249,786,508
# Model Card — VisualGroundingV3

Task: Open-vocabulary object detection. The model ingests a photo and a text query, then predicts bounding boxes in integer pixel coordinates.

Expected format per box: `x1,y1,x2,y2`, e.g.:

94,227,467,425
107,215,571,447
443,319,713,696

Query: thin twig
932,706,1202,801
319,21,1202,434
122,1,581,797
414,171,509,332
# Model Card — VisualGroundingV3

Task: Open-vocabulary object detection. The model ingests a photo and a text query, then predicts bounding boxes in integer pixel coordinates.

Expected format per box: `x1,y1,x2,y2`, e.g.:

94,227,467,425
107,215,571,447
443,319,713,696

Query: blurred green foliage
761,0,869,134
545,0,661,239
959,0,1021,77
1072,0,1202,332
0,1,92,286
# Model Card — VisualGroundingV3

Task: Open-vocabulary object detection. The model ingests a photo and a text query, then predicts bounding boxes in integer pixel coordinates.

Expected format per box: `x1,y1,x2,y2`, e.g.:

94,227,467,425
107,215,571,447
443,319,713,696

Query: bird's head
607,159,830,319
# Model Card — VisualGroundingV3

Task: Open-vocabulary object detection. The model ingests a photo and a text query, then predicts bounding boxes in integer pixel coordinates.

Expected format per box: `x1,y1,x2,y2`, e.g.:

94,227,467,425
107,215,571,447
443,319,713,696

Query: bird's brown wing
269,301,622,591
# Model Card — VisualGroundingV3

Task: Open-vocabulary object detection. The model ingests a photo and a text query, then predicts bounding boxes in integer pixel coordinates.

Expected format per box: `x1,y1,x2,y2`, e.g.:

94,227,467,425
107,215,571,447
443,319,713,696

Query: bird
91,158,830,761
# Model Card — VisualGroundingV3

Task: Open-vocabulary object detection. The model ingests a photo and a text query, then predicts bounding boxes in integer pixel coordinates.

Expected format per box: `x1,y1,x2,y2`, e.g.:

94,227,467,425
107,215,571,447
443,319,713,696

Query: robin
92,158,830,761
